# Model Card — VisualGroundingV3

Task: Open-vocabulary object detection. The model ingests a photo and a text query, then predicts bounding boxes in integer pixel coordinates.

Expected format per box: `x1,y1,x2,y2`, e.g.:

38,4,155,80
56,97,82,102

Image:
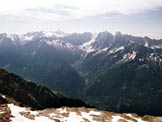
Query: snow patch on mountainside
121,51,137,62
42,31,65,38
46,40,76,50
6,34,19,41
0,93,6,99
80,33,98,53
127,114,146,122
8,104,33,122
21,35,34,41
8,104,54,122
112,115,127,122
109,46,124,54
19,34,34,45
151,45,162,49
144,41,149,47
94,47,109,55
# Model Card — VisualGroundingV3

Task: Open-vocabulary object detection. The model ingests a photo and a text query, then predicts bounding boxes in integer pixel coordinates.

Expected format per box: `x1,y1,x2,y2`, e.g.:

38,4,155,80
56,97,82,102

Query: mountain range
1,31,162,115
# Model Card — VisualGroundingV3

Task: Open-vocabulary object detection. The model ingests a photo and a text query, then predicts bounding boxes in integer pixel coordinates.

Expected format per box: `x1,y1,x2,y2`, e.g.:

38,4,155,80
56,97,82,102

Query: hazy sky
0,0,162,39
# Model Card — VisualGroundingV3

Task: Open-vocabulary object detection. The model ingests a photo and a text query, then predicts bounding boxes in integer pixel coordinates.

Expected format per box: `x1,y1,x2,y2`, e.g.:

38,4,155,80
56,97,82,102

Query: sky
0,0,162,39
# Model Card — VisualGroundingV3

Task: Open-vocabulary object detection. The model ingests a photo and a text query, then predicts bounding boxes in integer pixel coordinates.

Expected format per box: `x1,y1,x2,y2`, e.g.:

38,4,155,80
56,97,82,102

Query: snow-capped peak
6,34,19,41
17,31,67,45
42,31,67,38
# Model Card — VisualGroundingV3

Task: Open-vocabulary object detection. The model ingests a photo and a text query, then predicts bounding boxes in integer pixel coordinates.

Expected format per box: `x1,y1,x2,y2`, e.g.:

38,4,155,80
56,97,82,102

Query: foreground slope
0,69,89,109
0,103,162,122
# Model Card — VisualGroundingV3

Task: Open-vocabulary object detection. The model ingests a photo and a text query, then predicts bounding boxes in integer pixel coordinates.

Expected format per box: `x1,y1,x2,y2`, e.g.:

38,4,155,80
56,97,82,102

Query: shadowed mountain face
84,59,162,115
0,33,86,98
1,31,162,115
0,69,89,109
77,33,162,115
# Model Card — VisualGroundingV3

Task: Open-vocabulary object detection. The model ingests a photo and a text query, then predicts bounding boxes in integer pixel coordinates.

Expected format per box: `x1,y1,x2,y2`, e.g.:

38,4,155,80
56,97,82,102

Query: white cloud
0,0,162,20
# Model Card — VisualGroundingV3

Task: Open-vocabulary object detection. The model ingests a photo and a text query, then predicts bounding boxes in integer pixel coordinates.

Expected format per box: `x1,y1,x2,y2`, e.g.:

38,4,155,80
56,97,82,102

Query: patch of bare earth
20,111,35,120
142,115,162,122
0,104,12,122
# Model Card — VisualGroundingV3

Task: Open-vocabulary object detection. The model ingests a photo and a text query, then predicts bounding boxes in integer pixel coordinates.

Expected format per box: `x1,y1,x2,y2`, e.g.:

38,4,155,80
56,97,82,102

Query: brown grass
20,111,35,120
